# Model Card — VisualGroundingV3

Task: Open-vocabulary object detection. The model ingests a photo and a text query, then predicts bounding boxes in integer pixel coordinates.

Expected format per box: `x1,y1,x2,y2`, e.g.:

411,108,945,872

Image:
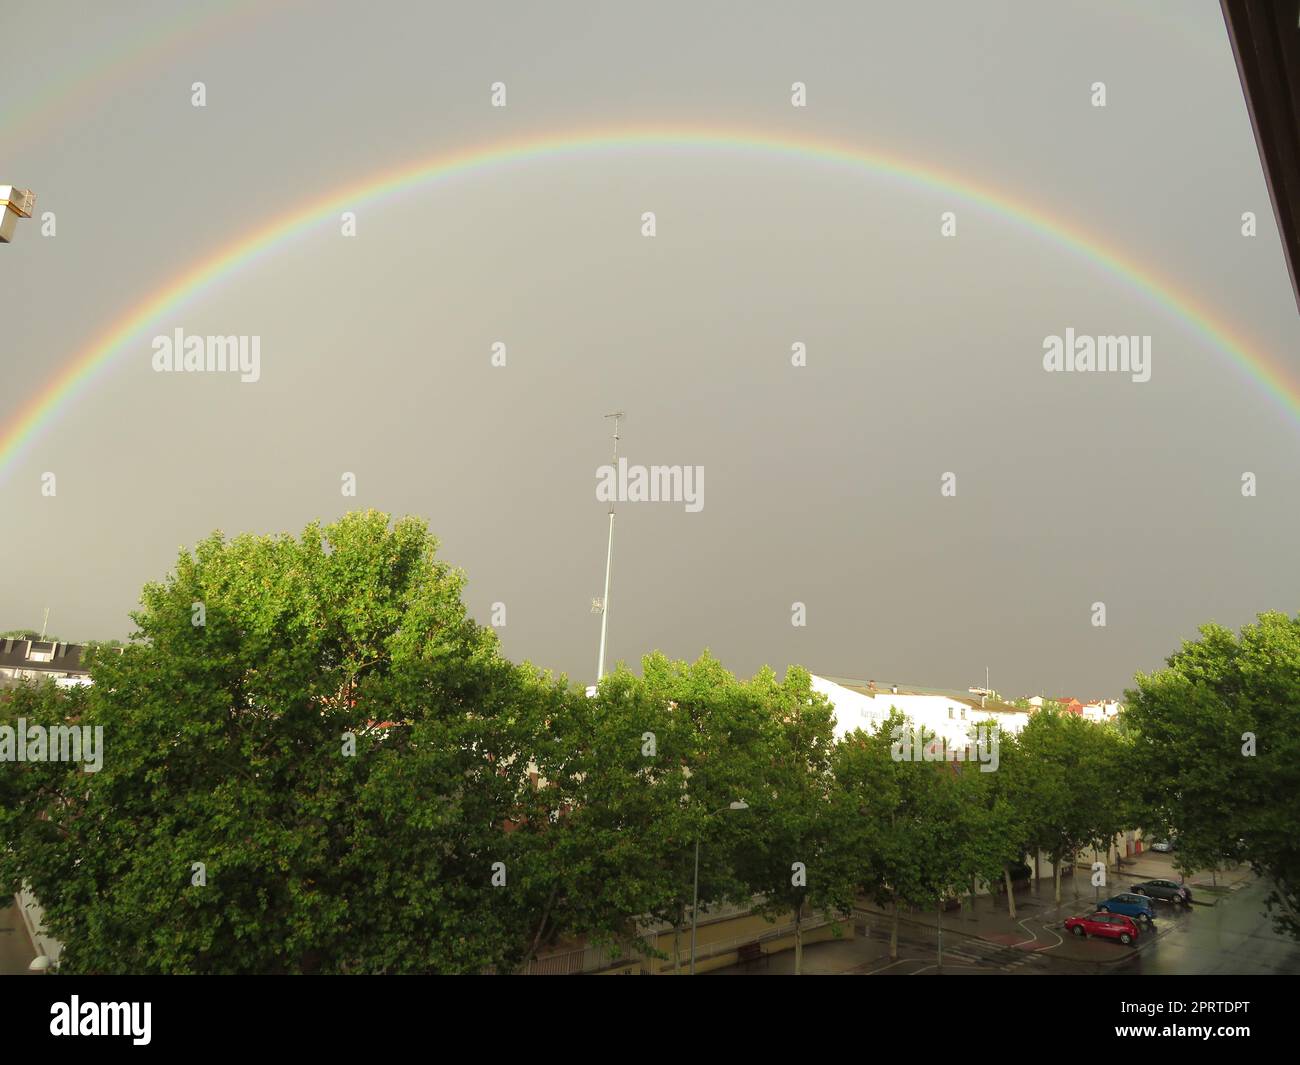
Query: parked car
1131,879,1192,905
1151,838,1178,853
1065,911,1141,945
1097,893,1157,925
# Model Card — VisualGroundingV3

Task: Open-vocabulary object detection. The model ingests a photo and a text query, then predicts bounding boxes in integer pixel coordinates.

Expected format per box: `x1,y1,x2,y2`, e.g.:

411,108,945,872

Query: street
714,860,1300,975
1115,876,1300,976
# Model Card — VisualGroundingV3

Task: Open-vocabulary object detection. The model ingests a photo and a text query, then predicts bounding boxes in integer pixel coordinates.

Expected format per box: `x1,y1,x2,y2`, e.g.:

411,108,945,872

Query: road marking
910,962,984,975
1025,916,1064,952
861,956,923,975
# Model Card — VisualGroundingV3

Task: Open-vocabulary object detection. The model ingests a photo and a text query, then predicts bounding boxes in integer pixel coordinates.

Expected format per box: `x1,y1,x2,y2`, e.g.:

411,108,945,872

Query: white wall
14,888,62,968
812,675,1029,744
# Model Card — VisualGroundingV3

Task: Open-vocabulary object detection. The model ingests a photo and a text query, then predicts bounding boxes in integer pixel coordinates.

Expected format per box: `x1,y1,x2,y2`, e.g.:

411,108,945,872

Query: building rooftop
0,638,90,674
816,675,1025,715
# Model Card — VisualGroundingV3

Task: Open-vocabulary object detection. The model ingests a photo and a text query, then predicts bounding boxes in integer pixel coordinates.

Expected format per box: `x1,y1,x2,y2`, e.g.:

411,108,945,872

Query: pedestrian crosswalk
853,908,1046,973
943,937,1042,971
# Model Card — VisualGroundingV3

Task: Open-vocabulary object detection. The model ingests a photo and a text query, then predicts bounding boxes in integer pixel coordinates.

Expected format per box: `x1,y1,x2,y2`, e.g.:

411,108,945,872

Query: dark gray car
1130,878,1192,905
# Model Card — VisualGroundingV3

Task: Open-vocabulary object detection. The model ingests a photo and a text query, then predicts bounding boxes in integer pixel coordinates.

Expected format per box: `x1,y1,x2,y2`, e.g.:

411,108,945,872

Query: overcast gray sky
2,0,1298,699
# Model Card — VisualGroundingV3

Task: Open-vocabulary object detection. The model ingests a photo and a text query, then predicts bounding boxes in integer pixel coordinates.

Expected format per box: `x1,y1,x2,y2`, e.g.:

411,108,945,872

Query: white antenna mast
594,411,623,683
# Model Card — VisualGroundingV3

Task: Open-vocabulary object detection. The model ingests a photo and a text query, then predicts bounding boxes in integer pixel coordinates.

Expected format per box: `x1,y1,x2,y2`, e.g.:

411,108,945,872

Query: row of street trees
2,512,1295,972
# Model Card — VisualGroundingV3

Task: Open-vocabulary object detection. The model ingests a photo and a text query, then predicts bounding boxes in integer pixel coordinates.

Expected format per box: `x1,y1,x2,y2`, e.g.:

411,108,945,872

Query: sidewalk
709,888,1080,974
711,883,1080,975
704,856,1257,975
1114,851,1253,904
854,857,1256,966
855,883,1096,964
708,929,897,975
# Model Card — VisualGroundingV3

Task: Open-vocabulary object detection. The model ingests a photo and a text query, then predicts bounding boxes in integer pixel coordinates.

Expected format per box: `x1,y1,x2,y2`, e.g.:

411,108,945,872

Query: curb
855,901,1166,969
854,905,1085,966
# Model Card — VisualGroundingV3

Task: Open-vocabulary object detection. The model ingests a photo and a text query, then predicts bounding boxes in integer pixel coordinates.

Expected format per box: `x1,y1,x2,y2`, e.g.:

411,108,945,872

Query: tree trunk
1034,851,1041,893
794,898,804,976
937,902,944,971
517,883,558,973
672,905,684,973
889,900,899,960
1004,867,1017,919
1054,859,1062,904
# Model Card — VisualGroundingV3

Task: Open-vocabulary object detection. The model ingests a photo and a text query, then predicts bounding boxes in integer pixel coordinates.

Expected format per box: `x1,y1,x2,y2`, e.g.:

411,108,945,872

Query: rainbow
3,125,1296,483
1,1,275,156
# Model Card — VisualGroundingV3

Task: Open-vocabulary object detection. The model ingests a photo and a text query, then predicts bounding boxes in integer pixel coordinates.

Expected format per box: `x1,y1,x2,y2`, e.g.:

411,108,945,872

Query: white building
0,639,94,689
1081,700,1121,722
811,675,1030,745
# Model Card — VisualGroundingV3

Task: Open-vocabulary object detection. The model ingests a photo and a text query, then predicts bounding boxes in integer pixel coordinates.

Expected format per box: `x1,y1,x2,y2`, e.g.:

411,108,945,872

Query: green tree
979,728,1037,918
529,660,697,970
823,719,898,953
956,722,1032,919
0,511,572,973
827,714,983,962
729,664,838,975
1125,612,1300,938
531,651,811,973
1016,709,1114,904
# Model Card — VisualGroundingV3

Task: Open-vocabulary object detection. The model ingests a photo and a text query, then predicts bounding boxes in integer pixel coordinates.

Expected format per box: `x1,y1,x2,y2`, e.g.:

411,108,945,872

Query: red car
1064,911,1141,945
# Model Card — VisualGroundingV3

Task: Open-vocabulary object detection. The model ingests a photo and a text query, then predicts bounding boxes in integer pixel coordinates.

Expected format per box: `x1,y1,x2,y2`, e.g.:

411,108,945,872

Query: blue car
1098,893,1157,926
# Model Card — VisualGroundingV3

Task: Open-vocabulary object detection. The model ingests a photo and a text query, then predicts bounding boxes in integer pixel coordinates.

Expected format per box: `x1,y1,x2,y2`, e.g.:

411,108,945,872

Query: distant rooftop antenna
594,411,624,684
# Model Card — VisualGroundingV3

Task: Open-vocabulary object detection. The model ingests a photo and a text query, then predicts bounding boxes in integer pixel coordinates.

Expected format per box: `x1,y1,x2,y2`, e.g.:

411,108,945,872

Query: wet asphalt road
864,876,1300,975
964,877,1300,975
1106,877,1300,975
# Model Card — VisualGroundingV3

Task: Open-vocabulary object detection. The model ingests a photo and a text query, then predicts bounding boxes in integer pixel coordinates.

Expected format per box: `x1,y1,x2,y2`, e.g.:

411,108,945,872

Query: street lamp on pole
690,800,749,975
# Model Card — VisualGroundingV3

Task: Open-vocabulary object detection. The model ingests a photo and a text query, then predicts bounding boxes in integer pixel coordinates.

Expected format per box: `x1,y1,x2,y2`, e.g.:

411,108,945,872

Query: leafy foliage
1126,612,1300,938
7,511,1289,972
1,512,567,973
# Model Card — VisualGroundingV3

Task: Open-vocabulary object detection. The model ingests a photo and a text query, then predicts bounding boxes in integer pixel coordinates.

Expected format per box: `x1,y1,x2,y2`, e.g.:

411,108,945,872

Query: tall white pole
596,511,615,681
596,412,622,683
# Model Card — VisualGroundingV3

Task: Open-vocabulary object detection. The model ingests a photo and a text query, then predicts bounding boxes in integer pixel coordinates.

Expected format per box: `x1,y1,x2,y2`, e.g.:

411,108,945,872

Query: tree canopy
5,512,1292,974
1125,612,1300,938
